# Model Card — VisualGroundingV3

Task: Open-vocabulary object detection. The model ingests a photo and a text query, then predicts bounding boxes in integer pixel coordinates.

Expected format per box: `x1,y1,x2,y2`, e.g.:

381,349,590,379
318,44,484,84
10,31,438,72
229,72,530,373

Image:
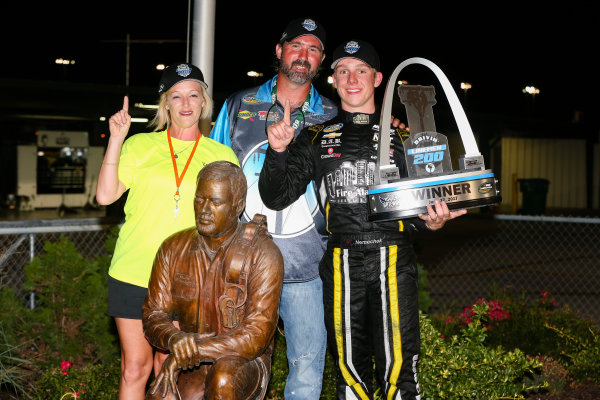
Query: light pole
55,58,76,79
522,85,540,111
247,71,263,86
460,82,472,96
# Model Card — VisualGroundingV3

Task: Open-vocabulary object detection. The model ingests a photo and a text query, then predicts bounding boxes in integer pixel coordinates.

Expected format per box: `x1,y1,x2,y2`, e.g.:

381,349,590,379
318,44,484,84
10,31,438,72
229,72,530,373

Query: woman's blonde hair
148,84,213,131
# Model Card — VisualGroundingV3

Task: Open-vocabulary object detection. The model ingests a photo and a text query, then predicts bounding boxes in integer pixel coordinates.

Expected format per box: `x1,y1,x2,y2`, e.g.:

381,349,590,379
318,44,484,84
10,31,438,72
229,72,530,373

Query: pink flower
459,306,474,325
60,361,72,370
61,370,68,376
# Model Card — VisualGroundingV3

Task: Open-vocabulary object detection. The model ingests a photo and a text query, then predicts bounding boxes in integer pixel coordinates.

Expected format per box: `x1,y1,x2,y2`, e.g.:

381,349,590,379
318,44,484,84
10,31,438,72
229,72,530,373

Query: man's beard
280,59,319,84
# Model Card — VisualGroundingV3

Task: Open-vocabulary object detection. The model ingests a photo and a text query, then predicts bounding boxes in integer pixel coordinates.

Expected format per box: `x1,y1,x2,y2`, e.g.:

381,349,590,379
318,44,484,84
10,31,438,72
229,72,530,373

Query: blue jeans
278,278,327,400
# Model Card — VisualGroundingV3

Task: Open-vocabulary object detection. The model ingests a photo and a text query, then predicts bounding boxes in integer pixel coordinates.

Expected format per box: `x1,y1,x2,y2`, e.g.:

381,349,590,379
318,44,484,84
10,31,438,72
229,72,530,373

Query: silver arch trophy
368,57,501,221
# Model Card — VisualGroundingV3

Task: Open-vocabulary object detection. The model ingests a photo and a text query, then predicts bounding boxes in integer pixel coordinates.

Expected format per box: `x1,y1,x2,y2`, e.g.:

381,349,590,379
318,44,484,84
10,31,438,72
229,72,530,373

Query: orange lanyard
167,128,202,219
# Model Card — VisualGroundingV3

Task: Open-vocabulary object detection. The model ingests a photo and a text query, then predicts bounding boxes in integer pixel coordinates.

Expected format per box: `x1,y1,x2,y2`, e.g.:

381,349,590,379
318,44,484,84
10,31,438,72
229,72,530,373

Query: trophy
368,57,501,221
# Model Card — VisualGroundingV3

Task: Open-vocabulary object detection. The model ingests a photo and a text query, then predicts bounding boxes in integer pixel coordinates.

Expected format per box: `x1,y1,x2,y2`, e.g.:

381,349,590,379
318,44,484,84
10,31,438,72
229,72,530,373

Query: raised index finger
283,99,291,126
122,95,129,112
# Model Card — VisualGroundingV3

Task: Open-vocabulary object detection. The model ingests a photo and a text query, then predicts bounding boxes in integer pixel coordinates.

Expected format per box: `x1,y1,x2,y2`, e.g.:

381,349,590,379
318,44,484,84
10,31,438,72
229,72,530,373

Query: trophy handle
377,57,482,184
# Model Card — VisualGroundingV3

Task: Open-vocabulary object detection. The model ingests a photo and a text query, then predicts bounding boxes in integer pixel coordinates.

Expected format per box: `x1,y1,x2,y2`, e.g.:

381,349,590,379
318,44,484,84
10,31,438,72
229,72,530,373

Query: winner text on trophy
368,57,502,221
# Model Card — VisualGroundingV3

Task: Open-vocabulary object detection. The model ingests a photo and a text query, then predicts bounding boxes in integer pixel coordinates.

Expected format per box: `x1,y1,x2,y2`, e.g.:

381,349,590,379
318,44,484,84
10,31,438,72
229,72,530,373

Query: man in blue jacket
209,17,337,399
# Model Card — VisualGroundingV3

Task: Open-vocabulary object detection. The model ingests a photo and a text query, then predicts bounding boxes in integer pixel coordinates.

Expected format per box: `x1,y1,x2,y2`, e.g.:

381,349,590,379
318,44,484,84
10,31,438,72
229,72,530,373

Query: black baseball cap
279,17,326,50
158,62,208,94
331,40,380,71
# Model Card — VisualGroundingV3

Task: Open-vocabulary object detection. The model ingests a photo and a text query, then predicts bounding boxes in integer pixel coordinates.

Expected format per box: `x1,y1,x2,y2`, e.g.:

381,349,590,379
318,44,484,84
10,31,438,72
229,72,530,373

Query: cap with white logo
331,39,380,70
158,62,208,94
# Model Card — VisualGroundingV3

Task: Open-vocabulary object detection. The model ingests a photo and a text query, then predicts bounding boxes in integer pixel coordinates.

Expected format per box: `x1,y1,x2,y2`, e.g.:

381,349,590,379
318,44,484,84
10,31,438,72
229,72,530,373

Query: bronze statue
142,161,284,399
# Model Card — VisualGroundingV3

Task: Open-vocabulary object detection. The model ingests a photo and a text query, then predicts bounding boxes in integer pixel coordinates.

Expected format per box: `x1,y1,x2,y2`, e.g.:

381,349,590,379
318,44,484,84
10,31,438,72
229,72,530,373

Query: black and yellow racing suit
259,109,427,400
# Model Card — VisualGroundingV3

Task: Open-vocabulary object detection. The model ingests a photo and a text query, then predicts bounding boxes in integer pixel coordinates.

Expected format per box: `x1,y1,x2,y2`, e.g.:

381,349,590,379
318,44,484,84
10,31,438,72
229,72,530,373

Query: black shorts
107,276,147,319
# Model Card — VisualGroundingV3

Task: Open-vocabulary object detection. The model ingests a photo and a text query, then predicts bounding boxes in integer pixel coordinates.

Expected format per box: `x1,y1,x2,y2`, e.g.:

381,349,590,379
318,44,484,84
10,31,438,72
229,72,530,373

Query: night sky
3,1,597,126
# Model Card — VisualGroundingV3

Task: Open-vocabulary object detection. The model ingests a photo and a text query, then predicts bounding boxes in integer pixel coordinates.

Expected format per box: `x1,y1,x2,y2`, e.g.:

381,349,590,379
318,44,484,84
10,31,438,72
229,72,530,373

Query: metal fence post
29,233,35,310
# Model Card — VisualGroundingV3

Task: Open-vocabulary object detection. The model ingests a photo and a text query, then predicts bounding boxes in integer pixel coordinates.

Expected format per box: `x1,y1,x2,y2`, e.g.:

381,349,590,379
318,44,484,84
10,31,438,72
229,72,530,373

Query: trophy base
368,169,501,221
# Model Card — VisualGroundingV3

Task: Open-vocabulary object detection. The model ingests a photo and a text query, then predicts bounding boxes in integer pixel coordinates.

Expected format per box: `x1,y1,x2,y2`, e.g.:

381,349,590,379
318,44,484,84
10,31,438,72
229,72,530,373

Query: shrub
18,236,118,367
483,290,597,360
523,355,572,393
0,231,121,397
0,323,34,399
419,302,545,399
429,289,600,394
431,290,599,362
34,359,120,399
546,323,600,384
0,288,31,351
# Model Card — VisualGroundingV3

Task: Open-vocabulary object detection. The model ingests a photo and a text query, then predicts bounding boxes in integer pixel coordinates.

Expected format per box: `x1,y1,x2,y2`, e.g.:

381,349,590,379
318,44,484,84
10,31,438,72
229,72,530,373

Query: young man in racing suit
259,39,466,400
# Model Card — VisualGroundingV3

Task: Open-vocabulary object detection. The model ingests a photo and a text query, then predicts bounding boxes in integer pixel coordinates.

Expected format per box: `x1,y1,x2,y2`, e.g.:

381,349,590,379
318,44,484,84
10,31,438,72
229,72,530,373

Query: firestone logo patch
258,111,279,121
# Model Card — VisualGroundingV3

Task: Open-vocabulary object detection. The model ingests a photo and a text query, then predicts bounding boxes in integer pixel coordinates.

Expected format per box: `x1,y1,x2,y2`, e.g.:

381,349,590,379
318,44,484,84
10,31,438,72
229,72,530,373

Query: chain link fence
414,214,600,323
1,214,599,323
0,218,117,307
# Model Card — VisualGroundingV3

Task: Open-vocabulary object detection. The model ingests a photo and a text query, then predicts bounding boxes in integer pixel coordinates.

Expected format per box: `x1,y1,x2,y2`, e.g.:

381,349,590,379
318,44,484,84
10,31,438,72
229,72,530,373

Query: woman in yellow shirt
96,62,238,399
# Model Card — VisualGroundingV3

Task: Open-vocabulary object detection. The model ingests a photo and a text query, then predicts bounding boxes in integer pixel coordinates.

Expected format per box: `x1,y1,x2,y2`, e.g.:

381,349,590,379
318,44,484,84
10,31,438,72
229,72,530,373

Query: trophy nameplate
368,57,501,221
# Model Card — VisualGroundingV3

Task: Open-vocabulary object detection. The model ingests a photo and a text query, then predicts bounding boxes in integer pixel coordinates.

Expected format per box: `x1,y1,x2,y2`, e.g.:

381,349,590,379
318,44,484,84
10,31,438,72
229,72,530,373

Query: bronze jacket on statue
142,220,284,366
